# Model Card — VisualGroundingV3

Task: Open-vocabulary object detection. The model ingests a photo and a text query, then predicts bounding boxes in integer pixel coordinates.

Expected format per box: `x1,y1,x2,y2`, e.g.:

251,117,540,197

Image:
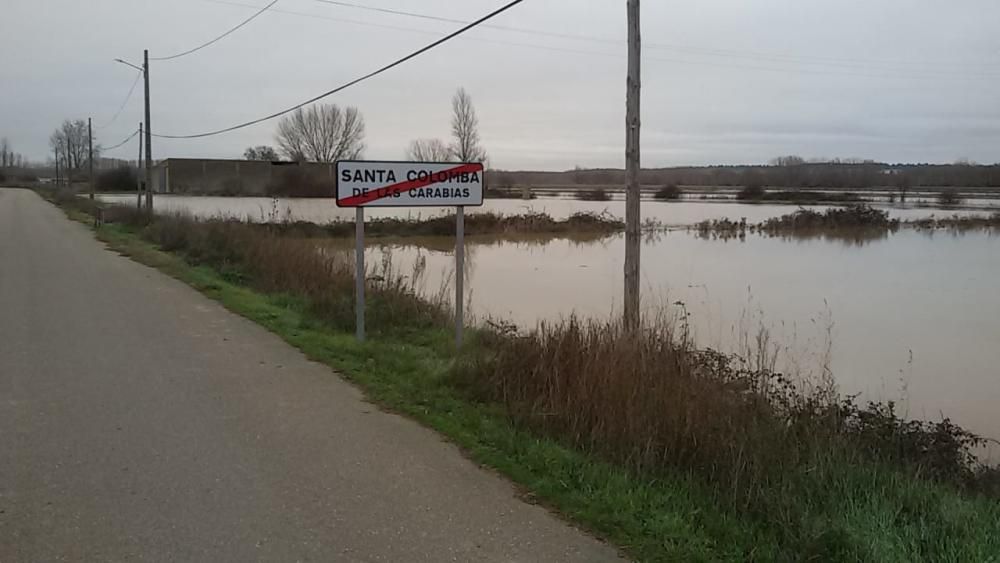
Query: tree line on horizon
492,157,1000,190
242,87,487,167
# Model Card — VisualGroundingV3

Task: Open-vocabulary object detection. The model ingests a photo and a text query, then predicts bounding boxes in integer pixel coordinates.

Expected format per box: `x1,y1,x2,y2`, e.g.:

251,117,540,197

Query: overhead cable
153,0,527,139
103,128,141,151
151,0,279,61
96,71,143,130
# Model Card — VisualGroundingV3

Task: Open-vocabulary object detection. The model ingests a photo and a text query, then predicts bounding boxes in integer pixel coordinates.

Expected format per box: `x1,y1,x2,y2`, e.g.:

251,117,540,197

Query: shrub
938,190,963,206
454,315,999,509
653,184,682,200
760,205,899,232
139,214,445,333
737,183,766,200
575,188,611,201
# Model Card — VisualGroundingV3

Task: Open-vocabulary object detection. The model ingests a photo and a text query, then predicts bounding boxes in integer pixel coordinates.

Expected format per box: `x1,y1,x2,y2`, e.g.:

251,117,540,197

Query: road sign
339,160,482,348
336,160,485,208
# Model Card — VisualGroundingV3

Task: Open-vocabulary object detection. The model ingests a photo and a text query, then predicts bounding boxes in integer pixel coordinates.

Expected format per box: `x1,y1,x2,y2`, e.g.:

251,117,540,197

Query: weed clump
575,188,611,202
654,184,682,200
455,316,1000,512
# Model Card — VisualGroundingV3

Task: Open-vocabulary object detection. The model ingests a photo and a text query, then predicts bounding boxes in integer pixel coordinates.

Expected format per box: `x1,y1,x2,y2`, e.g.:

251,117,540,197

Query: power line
153,0,527,139
205,0,999,79
151,0,279,61
103,128,141,151
308,0,1000,75
96,71,143,130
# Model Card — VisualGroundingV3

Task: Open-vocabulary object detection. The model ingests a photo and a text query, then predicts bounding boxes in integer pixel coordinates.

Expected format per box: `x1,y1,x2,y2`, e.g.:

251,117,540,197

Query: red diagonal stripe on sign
338,162,483,207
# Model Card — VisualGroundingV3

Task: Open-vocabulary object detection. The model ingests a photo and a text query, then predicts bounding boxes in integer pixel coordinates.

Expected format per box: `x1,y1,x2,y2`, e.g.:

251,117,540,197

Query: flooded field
344,227,1000,449
96,193,996,227
96,193,999,446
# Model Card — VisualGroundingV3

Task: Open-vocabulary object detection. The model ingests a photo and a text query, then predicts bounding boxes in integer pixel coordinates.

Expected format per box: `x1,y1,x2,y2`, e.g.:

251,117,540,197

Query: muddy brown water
98,194,1000,450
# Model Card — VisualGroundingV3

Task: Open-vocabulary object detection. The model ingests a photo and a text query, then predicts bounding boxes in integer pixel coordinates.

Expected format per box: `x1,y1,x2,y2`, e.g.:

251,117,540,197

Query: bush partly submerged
759,205,899,232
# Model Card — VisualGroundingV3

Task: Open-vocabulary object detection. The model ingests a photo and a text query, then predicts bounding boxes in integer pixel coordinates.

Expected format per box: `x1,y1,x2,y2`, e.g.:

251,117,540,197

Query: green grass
62,210,1000,562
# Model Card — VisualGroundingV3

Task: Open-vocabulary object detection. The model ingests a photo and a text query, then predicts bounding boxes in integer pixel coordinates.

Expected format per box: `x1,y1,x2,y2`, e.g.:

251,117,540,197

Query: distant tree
243,145,280,161
406,139,451,162
769,155,806,167
0,138,16,167
737,170,766,200
49,119,96,173
894,172,912,202
450,88,487,163
275,104,365,163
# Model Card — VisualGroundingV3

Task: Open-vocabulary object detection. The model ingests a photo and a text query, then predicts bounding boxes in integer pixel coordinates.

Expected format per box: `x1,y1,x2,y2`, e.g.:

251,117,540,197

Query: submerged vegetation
759,205,899,232
575,187,612,201
737,186,862,203
693,204,999,240
45,187,1000,561
296,210,624,238
653,184,682,200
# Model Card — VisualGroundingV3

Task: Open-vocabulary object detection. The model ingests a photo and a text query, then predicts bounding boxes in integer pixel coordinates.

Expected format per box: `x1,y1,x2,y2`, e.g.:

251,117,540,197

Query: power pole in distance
88,117,94,199
624,0,642,330
143,49,153,213
137,122,144,209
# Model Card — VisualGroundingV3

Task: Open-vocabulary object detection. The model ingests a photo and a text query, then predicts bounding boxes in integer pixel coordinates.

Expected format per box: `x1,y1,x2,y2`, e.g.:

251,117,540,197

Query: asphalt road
0,188,622,562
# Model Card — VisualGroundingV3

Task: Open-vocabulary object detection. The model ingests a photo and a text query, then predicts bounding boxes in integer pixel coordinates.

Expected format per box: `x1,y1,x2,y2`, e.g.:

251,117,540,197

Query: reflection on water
96,193,996,227
325,228,1000,447
759,228,894,247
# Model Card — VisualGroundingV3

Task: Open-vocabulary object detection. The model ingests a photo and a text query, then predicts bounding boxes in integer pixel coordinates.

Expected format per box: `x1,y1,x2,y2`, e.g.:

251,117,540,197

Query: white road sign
336,160,485,208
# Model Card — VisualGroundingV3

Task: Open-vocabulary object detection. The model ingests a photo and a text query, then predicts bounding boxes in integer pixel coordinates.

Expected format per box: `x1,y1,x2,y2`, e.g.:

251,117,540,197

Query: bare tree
406,139,451,162
450,88,486,163
243,145,280,161
0,138,23,168
49,120,97,173
769,155,806,167
275,105,365,163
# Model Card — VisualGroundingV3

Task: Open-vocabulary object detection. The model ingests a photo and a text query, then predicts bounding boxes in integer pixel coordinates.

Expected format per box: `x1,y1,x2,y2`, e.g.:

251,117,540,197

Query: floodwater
351,227,1000,449
97,193,1000,447
96,193,996,227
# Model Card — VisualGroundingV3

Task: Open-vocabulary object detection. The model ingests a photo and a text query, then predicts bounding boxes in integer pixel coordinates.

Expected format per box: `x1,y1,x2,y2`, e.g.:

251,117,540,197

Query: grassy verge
45,189,1000,562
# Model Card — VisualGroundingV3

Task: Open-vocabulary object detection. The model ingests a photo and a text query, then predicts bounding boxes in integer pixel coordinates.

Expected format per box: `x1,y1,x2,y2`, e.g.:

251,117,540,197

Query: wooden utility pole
88,117,94,199
143,49,153,213
137,122,144,209
624,0,642,330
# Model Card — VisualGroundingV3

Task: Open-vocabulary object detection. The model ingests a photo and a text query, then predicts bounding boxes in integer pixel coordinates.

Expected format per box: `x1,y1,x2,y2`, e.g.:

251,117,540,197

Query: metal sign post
355,207,366,342
455,206,465,348
336,160,484,346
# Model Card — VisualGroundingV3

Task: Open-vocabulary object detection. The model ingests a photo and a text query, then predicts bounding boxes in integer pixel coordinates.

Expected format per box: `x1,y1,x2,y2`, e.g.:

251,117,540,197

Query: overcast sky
3,0,999,170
